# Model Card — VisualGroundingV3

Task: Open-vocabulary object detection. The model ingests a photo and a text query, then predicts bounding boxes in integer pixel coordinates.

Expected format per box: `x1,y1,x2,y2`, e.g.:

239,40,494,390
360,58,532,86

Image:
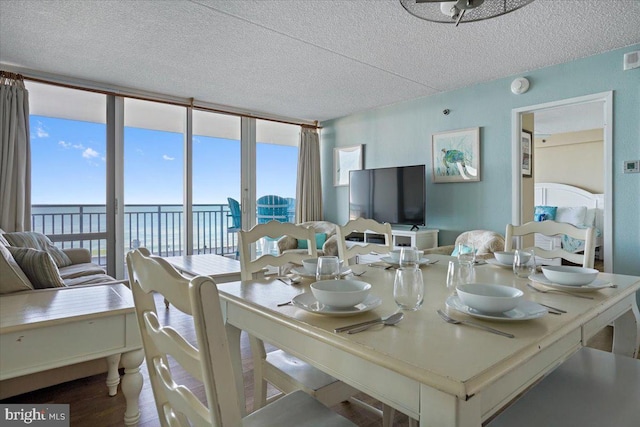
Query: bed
534,182,604,260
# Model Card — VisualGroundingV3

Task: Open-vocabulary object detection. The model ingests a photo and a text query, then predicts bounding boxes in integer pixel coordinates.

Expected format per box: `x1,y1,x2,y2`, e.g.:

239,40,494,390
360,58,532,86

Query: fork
437,310,515,338
352,271,366,277
526,283,594,300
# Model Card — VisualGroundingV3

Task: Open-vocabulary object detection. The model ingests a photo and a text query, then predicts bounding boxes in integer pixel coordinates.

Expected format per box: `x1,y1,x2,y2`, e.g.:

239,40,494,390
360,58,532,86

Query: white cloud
136,148,144,155
58,140,71,148
82,148,99,159
73,143,85,150
35,123,49,138
162,154,175,161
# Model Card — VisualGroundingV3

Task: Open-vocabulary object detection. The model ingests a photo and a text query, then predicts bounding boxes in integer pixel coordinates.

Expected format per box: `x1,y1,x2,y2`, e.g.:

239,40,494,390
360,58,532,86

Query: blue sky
30,116,298,205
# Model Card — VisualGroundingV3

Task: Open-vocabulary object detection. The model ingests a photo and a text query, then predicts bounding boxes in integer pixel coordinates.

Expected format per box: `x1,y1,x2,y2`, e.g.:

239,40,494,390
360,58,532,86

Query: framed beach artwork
334,144,363,186
431,127,480,183
521,130,533,176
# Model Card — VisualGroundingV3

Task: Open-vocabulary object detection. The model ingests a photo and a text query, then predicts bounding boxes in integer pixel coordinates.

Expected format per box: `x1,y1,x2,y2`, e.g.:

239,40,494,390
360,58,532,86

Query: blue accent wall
321,45,640,276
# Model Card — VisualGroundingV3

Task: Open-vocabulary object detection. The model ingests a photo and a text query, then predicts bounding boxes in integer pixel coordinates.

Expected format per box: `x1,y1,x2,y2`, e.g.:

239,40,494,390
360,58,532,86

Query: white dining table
217,255,640,426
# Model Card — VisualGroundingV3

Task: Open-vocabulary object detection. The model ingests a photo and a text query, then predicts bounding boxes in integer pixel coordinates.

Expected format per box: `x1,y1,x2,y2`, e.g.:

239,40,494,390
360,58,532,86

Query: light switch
623,160,639,173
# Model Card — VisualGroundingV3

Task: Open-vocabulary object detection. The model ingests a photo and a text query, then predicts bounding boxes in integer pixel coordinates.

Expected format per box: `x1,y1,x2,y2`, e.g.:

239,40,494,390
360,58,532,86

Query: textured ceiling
1,0,639,123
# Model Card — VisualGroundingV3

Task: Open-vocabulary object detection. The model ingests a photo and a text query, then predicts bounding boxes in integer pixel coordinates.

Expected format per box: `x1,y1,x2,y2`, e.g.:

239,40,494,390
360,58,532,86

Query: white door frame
511,91,613,272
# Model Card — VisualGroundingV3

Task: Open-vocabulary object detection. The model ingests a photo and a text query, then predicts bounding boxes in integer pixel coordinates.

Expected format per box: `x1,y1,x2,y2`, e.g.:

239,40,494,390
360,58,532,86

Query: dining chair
239,222,353,404
336,217,394,265
487,346,640,427
126,248,356,427
505,220,596,268
238,221,395,424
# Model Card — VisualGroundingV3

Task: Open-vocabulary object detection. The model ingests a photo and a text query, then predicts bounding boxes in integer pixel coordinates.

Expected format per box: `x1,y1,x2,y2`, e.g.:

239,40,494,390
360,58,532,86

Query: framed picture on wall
431,127,480,183
521,130,533,176
334,144,363,186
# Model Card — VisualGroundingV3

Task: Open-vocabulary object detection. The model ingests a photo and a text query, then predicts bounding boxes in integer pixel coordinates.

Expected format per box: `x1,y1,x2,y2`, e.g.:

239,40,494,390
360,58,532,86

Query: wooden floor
0,292,624,427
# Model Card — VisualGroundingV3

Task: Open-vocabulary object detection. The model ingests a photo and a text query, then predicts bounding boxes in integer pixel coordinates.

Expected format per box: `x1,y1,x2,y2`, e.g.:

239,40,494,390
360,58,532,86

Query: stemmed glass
393,267,425,311
316,256,341,281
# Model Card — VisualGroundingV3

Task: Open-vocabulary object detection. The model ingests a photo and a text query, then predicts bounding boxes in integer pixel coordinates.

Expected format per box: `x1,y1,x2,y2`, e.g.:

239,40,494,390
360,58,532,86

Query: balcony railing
31,204,239,266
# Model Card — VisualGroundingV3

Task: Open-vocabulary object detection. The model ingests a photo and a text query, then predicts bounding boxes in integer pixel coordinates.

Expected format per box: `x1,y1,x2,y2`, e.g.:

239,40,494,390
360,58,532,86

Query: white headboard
534,182,604,233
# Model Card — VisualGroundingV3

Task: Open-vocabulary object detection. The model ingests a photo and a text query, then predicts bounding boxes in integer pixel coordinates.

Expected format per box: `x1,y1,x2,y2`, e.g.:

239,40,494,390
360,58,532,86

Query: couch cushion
7,247,66,289
3,231,72,268
59,262,107,280
0,244,34,294
64,274,117,287
0,232,10,246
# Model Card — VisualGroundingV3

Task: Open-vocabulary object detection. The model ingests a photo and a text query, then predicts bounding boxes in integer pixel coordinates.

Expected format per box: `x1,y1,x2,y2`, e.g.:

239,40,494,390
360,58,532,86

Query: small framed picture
334,145,363,186
431,127,480,183
521,130,533,177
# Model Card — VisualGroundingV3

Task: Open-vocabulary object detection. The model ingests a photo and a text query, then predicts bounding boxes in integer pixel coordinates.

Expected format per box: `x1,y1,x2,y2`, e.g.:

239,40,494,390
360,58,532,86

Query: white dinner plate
486,258,512,269
529,273,611,292
380,256,430,266
291,266,352,278
291,292,382,317
445,295,548,321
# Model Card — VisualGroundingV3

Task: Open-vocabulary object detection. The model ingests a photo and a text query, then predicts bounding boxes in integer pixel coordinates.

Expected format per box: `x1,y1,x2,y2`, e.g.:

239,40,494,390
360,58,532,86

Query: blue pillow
451,244,474,257
534,206,557,222
298,233,327,250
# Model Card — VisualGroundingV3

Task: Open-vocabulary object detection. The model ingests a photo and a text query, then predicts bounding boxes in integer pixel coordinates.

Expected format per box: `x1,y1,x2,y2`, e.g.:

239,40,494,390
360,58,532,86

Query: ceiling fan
400,0,535,26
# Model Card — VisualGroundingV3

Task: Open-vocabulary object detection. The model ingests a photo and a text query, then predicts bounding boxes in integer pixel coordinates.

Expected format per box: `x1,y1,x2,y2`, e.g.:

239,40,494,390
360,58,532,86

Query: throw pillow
555,206,587,226
4,231,72,268
297,233,327,250
0,244,34,294
534,206,557,222
7,247,66,289
451,244,474,257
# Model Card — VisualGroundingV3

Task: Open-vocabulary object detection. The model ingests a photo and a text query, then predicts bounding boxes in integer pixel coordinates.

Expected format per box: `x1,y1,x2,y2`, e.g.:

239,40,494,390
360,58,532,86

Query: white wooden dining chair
238,222,357,406
505,220,596,268
487,346,640,427
336,217,394,265
126,248,356,427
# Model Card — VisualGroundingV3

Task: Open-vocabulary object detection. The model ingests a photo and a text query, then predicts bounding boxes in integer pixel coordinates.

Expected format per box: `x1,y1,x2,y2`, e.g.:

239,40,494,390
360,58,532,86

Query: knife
334,316,384,333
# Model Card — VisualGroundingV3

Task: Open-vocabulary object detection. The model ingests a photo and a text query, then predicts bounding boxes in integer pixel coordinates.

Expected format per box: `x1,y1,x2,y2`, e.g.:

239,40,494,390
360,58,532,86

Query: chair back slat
505,220,596,268
336,218,393,263
238,221,318,280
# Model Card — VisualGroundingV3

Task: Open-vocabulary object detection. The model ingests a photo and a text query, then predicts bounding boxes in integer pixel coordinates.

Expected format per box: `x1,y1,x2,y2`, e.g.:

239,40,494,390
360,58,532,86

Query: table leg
121,349,144,426
225,322,246,416
612,299,640,358
419,384,481,427
106,353,122,396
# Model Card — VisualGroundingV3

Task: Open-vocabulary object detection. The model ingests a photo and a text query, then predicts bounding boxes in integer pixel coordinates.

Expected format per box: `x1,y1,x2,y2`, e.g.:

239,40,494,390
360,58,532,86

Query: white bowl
310,279,371,308
494,251,530,266
456,284,524,313
388,248,424,262
302,258,319,274
541,266,598,286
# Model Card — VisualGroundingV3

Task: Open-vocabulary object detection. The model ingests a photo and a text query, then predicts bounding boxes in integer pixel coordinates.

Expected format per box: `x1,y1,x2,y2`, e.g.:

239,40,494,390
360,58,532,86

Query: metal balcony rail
31,204,239,266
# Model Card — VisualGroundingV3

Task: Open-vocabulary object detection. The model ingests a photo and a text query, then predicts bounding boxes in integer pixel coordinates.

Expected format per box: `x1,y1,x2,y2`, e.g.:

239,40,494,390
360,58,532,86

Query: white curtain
295,127,323,222
0,72,31,232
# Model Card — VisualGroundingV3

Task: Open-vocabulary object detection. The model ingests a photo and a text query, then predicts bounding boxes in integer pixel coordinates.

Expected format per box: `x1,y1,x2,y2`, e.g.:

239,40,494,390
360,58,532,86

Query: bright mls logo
1,404,69,426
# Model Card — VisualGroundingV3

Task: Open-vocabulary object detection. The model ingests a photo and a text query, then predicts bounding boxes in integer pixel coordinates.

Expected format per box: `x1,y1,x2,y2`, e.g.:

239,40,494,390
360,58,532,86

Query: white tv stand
345,227,439,264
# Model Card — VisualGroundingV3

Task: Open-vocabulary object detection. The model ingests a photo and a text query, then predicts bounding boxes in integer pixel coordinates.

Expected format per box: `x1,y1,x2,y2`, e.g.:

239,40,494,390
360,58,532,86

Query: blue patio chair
257,195,289,255
257,195,289,224
227,197,241,258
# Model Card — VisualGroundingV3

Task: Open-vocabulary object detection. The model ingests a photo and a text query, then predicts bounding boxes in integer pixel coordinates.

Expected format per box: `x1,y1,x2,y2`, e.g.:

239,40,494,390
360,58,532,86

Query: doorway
511,92,612,272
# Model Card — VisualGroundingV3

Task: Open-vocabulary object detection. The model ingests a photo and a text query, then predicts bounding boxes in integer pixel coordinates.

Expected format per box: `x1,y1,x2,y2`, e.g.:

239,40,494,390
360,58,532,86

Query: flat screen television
349,165,426,227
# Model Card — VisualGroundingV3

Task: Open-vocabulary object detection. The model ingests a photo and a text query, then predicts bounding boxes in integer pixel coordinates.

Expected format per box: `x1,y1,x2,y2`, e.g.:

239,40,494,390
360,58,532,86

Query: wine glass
393,267,425,311
316,256,341,281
